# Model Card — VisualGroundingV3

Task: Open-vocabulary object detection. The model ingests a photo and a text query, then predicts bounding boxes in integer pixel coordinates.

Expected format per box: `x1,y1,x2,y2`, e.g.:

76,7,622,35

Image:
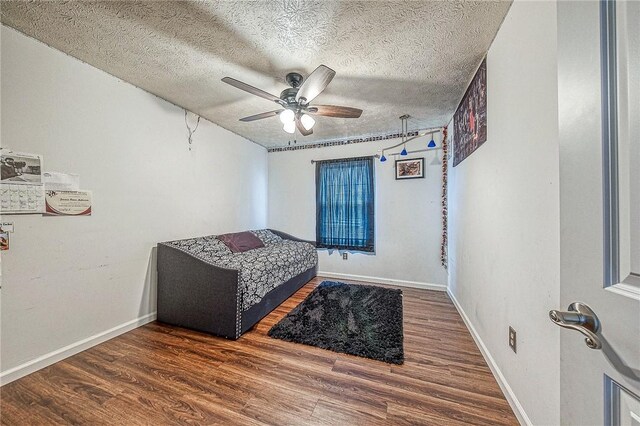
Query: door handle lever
549,302,602,349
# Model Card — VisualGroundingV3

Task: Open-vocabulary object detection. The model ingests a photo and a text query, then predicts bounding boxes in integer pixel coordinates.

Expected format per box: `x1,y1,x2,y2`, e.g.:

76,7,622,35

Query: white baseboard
317,271,446,292
446,289,532,426
0,312,157,386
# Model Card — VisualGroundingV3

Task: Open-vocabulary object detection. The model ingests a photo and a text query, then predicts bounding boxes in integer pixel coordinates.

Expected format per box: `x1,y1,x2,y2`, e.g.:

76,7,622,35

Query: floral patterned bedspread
164,230,317,311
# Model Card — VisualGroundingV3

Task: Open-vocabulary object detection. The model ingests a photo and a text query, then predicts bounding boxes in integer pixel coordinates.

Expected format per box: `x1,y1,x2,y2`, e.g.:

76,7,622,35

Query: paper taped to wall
45,190,92,216
43,171,79,191
0,148,46,214
0,183,45,214
1,148,42,184
0,222,14,232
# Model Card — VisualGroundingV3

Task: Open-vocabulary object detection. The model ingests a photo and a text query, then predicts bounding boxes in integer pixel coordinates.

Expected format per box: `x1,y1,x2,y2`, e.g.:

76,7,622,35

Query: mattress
164,229,318,310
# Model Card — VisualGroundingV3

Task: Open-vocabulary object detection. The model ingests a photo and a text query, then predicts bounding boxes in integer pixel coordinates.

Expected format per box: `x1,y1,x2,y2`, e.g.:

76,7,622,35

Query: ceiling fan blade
221,77,282,104
239,110,284,122
295,117,313,136
308,105,363,118
295,65,336,105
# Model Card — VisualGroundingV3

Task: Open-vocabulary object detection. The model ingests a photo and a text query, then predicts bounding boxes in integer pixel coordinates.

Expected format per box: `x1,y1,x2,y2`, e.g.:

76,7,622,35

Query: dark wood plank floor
0,277,518,425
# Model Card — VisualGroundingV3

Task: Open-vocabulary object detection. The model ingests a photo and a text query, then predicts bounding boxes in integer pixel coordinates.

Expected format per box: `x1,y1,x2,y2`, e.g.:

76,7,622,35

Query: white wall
446,2,560,425
0,26,267,382
268,137,447,288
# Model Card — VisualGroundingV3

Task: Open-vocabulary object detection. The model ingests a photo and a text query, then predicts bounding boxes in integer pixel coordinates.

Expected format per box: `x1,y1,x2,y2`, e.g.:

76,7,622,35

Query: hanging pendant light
378,121,442,159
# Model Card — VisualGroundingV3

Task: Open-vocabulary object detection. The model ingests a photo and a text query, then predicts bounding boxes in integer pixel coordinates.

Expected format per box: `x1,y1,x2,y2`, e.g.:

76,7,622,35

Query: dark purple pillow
217,231,265,253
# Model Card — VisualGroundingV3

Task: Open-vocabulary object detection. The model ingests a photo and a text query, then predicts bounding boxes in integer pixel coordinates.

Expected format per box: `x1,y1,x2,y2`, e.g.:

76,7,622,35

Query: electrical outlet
509,327,517,353
342,252,348,260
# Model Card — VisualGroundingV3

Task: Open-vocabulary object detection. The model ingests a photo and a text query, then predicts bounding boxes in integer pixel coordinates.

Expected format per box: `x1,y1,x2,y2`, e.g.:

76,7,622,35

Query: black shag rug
268,281,404,364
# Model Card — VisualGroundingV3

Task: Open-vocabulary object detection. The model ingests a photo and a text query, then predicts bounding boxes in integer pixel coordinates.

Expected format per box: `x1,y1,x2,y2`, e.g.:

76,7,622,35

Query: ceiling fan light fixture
300,114,315,130
279,109,295,124
283,121,296,134
223,66,362,138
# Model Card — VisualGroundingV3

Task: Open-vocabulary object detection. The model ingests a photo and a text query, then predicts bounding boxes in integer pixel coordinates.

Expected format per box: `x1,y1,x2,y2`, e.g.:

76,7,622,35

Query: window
315,156,375,252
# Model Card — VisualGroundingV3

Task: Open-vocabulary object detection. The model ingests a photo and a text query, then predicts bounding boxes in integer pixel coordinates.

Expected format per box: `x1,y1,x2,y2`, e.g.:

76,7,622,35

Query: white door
557,1,640,425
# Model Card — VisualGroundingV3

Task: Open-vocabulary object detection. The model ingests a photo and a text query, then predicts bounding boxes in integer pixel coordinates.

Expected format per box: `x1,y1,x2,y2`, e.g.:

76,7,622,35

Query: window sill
317,247,376,255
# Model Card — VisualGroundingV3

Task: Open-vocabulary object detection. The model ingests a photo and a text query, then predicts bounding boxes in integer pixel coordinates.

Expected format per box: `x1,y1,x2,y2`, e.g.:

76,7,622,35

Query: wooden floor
1,277,517,425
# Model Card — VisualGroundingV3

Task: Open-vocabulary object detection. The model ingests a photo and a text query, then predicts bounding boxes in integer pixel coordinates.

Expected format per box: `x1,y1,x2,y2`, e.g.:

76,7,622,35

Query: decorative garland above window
441,126,449,269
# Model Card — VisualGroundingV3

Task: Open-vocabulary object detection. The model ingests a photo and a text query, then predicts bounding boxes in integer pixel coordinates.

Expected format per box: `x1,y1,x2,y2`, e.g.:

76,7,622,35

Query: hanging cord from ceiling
184,110,201,151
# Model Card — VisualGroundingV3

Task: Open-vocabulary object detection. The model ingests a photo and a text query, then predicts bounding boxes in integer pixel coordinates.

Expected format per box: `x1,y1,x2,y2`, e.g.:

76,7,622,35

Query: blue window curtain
316,156,375,252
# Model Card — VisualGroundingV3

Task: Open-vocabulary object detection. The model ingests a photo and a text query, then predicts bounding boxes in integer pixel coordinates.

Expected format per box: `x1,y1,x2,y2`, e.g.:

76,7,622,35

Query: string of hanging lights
440,126,449,269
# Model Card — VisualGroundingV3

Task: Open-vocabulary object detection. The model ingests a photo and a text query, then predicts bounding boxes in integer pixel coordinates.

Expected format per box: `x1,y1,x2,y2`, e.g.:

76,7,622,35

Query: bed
157,229,317,339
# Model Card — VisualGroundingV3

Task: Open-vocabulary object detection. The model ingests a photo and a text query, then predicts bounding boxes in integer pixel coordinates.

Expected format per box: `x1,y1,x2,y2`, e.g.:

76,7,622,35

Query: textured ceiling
1,1,511,149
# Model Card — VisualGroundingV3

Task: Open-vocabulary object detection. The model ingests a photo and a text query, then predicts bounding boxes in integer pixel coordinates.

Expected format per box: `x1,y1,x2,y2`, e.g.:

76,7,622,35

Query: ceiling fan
221,65,362,136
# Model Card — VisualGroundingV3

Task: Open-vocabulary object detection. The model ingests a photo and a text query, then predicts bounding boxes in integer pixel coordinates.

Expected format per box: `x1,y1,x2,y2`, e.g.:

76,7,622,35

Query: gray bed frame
157,229,317,340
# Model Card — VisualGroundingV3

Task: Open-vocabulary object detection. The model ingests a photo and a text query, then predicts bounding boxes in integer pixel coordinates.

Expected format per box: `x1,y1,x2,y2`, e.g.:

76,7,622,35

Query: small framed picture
395,158,425,180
